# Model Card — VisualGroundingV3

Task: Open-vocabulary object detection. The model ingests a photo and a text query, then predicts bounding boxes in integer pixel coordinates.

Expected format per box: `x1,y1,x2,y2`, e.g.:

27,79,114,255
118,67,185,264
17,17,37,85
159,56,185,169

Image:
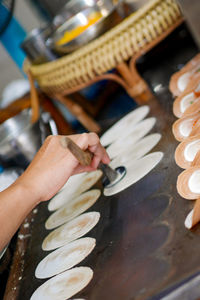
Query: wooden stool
26,0,183,132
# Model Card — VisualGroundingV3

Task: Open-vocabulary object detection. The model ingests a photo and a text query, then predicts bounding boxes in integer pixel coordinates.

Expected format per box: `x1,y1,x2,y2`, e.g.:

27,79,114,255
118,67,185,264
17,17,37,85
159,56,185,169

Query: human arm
0,133,110,251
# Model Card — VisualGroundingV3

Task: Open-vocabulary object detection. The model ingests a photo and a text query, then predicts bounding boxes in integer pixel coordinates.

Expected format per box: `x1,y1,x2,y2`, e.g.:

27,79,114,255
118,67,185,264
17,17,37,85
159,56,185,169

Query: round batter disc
42,212,100,251
30,267,93,300
104,152,163,196
110,133,161,169
35,237,96,279
100,105,150,146
59,173,86,193
45,189,101,230
48,170,102,211
106,117,156,159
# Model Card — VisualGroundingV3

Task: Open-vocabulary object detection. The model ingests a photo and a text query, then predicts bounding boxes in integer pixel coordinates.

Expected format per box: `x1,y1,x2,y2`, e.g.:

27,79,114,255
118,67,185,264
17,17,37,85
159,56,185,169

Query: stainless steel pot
20,25,58,64
0,109,57,169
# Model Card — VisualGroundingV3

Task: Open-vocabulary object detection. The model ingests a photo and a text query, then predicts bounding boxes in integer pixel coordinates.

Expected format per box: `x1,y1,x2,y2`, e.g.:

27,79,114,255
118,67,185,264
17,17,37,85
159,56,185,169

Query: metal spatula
60,136,126,187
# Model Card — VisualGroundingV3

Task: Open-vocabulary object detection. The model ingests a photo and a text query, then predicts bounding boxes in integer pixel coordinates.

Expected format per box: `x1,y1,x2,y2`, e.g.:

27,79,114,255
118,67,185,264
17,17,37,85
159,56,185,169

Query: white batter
48,170,102,211
106,117,156,159
179,118,195,138
46,189,101,229
100,105,150,146
177,72,191,92
30,267,93,300
59,173,86,193
185,209,193,229
104,152,163,196
35,237,95,279
184,139,200,162
109,133,161,169
42,212,100,251
180,92,195,113
188,170,200,194
195,83,200,92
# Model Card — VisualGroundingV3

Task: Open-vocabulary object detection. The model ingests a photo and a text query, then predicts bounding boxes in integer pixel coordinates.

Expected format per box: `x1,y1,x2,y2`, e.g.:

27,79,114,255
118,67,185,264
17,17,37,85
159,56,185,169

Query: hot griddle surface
4,23,200,300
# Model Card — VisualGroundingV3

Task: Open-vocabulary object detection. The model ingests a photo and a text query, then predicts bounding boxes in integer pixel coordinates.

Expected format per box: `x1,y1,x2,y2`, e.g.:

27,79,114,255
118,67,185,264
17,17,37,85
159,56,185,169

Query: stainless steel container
0,109,55,169
21,26,58,64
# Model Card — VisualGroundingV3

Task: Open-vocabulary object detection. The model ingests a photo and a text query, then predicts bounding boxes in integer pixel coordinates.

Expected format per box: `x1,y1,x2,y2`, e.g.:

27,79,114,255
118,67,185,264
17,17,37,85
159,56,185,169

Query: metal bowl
48,0,122,54
0,110,44,168
52,0,106,27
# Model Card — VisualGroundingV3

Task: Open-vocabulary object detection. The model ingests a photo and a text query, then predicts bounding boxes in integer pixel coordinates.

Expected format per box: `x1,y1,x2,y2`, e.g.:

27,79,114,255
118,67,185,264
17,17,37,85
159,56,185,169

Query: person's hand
15,133,110,204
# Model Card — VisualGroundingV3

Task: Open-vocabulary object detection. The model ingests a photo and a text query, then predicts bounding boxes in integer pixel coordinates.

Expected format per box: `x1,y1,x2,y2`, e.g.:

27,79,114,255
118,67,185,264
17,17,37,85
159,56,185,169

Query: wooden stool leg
116,61,152,104
71,93,97,117
55,94,101,133
72,80,120,117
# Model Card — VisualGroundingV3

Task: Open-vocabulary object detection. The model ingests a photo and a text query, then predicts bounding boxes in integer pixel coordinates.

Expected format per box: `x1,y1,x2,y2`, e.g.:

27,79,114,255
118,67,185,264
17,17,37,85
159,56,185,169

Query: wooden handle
192,150,200,167
60,136,93,166
27,70,40,124
192,198,200,228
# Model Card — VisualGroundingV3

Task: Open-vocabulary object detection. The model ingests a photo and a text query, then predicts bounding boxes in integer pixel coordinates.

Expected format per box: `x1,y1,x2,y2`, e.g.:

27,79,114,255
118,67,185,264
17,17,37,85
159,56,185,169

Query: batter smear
104,152,163,196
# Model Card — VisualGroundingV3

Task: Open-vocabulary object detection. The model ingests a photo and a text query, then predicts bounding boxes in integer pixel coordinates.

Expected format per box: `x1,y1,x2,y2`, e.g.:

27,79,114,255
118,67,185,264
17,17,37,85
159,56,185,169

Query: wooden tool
60,136,92,166
60,136,126,186
192,198,200,228
27,70,40,124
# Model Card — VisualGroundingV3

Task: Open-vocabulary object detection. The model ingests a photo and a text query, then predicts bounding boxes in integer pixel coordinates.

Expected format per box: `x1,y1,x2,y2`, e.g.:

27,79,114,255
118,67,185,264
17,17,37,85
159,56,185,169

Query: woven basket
28,0,182,96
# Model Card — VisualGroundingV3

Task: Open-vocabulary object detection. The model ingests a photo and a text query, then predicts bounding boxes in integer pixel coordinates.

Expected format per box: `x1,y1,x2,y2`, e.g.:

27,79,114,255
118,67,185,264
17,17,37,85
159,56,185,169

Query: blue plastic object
0,3,26,72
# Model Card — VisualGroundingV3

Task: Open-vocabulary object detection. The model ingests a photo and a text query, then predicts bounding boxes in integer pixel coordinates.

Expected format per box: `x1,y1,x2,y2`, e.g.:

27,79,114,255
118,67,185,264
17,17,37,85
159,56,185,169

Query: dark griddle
4,23,200,300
